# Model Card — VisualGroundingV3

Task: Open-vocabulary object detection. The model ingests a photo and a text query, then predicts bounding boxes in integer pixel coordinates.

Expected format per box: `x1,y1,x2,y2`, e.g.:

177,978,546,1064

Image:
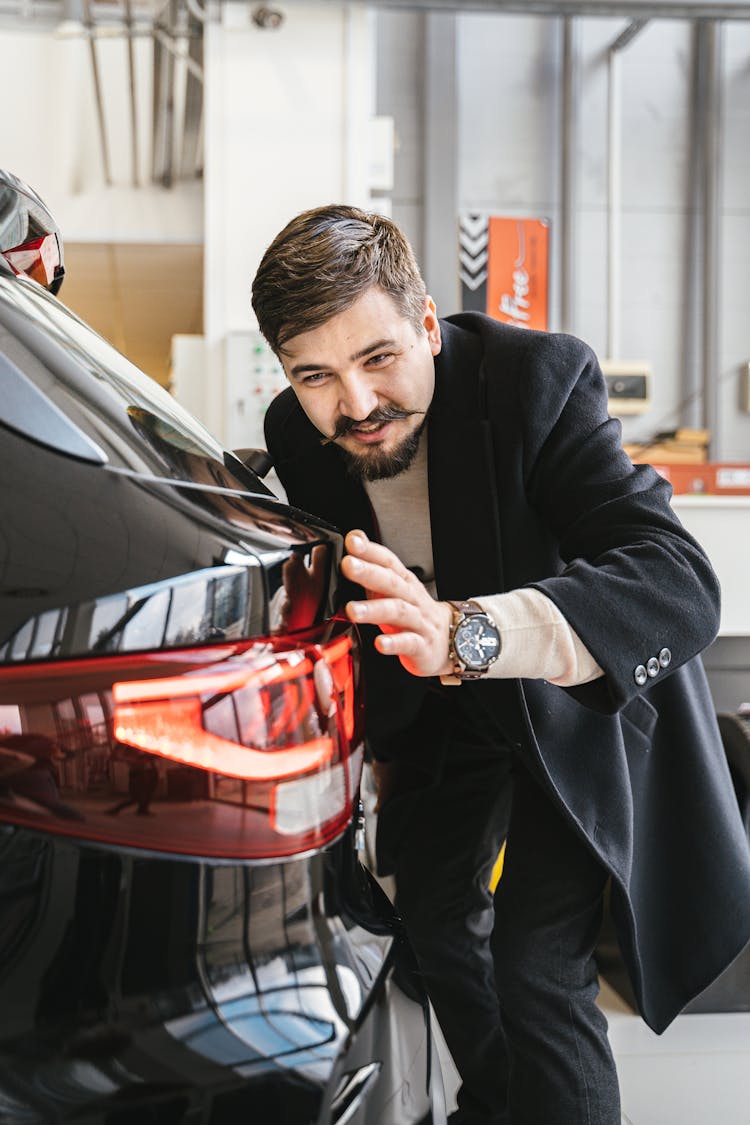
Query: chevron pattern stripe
459,212,488,312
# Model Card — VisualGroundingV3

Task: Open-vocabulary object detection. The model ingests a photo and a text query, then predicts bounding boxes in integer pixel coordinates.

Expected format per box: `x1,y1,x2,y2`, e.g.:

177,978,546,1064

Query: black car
0,176,445,1124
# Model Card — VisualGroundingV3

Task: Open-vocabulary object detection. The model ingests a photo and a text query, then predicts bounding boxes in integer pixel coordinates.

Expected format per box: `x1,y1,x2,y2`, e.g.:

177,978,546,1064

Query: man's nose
338,375,379,422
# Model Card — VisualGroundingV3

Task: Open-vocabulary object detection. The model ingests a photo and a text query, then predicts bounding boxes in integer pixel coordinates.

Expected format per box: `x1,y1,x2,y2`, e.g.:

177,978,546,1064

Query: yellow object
489,841,506,892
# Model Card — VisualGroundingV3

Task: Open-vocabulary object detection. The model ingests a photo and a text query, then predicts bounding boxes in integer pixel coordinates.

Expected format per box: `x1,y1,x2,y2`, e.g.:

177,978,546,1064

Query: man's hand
341,529,453,678
279,545,327,632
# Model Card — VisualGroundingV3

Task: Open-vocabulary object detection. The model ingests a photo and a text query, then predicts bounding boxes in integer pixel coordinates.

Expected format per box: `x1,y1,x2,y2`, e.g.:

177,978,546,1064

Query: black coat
265,311,750,1034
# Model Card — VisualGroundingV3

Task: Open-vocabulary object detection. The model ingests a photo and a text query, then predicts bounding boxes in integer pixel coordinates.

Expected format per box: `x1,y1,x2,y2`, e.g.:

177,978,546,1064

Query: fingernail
348,602,365,619
347,556,363,573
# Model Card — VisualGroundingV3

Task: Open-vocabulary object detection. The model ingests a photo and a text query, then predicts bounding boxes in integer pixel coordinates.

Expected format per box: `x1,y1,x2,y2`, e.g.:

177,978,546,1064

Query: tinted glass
0,276,270,493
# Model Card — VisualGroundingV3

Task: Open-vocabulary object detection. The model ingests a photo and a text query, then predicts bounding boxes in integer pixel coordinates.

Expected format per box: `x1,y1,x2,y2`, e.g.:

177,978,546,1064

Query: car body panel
0,240,444,1123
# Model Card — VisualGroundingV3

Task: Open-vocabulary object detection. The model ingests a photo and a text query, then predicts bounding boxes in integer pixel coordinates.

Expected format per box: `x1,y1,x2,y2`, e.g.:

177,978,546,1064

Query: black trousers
375,691,621,1125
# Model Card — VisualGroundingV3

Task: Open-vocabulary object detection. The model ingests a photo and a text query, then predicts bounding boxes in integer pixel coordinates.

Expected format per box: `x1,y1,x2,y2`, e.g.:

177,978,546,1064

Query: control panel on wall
224,331,288,452
600,359,652,415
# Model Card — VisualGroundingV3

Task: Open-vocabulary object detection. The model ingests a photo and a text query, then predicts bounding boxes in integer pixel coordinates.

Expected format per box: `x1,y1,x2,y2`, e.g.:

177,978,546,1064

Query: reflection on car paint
1,540,336,665
0,622,363,861
0,828,436,1122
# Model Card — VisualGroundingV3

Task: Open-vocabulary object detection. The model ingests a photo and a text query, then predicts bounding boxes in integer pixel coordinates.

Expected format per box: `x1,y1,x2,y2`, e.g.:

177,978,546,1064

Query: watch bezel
446,600,502,681
453,611,501,672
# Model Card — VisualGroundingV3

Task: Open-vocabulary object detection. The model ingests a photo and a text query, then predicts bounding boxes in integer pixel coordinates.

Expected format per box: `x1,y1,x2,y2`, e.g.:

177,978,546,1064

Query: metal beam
682,21,706,429
559,16,580,333
606,19,648,357
701,19,724,457
354,1,750,19
422,10,460,314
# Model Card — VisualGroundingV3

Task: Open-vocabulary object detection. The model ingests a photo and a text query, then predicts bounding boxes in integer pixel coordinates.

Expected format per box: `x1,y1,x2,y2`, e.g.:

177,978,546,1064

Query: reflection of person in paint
278,545,328,632
0,733,83,821
106,747,159,816
251,204,750,1125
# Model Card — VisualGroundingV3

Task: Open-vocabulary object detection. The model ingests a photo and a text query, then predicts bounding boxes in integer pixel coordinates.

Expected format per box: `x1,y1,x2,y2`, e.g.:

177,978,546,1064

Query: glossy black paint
0,268,444,1123
0,825,435,1123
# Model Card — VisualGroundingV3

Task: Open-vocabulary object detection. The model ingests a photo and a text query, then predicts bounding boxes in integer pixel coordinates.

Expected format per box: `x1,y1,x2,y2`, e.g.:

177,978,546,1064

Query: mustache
320,404,425,446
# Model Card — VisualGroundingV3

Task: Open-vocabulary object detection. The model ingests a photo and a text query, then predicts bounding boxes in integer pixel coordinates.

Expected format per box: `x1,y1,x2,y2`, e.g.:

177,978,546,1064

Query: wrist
440,599,502,685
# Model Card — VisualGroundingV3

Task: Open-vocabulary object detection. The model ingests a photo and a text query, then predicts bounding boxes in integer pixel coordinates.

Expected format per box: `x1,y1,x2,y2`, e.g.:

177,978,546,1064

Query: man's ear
423,295,442,356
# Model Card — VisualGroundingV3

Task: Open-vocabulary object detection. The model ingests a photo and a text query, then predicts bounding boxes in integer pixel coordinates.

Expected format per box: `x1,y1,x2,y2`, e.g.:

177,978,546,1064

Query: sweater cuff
473,589,604,686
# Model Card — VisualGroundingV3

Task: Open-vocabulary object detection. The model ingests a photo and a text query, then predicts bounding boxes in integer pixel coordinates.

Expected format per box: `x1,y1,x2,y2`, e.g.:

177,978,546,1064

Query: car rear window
0,275,267,495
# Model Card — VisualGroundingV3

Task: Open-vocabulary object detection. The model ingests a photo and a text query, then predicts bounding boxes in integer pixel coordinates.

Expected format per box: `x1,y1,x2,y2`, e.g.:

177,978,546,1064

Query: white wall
0,27,202,242
380,11,750,460
203,1,375,342
4,10,747,459
200,1,377,441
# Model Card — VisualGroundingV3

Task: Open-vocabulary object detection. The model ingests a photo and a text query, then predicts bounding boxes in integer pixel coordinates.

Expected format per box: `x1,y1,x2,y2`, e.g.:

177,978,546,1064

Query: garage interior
2,1,750,1122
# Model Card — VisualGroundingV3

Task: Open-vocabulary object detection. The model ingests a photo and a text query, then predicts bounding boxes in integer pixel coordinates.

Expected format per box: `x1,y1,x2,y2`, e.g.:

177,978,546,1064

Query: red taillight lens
0,624,363,860
113,654,334,780
2,232,63,291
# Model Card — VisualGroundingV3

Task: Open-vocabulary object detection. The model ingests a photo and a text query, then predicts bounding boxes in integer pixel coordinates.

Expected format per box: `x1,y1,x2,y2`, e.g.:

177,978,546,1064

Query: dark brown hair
251,204,427,355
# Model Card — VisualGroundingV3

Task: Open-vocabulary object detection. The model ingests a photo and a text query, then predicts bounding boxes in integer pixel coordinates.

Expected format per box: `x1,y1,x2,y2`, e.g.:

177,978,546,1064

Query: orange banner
486,217,549,331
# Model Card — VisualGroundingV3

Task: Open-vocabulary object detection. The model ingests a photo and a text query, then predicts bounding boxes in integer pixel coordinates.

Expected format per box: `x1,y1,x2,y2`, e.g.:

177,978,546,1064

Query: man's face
279,286,442,481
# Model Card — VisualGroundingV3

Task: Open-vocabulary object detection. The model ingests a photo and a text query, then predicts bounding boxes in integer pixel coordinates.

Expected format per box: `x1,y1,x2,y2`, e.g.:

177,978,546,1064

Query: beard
341,417,426,481
323,403,428,482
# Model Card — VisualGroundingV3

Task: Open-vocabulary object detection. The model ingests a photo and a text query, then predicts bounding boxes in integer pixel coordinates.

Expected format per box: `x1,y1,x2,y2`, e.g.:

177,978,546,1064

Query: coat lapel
427,319,506,600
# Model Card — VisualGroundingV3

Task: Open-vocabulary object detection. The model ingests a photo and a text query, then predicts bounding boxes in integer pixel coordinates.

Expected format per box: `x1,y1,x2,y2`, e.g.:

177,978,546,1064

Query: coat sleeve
516,332,720,712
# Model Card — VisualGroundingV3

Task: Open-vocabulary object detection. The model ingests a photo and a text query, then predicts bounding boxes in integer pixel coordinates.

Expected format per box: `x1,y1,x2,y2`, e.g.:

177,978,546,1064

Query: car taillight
2,232,64,293
0,623,363,860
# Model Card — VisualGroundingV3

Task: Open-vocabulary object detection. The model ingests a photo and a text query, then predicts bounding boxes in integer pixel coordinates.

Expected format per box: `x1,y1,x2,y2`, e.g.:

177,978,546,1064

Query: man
252,205,750,1125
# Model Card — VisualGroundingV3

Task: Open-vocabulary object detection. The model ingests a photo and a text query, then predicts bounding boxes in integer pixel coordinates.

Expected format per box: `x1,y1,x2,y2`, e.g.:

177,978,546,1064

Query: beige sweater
363,431,603,687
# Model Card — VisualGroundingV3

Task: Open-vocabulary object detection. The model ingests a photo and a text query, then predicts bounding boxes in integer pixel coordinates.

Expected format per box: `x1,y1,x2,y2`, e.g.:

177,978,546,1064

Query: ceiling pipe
180,7,204,179
184,0,208,22
123,0,139,186
81,0,112,185
606,18,648,359
160,0,178,188
152,26,204,83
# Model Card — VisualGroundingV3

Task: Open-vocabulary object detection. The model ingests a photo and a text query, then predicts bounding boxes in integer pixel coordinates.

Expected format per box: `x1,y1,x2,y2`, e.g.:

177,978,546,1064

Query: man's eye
366,353,392,367
302,372,329,385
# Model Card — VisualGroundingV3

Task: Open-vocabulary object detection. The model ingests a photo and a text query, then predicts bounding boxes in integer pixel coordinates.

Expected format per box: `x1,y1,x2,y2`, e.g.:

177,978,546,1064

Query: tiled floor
436,982,750,1123
600,980,750,1125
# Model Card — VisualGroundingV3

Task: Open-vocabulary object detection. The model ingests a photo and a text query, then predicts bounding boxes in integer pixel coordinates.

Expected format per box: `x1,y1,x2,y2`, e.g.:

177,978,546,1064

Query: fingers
342,531,419,600
346,596,422,634
341,531,453,678
373,630,424,657
344,530,415,582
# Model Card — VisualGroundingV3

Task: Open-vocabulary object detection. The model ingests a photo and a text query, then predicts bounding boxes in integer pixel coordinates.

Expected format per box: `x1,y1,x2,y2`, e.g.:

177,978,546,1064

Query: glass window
0,276,271,496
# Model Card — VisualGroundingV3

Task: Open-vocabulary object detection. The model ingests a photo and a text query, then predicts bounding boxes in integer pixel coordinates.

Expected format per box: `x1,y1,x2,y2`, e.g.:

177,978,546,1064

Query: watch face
455,615,501,671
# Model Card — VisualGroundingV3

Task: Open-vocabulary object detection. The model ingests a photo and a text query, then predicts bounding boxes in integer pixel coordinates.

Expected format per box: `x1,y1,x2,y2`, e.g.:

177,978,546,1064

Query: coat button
634,664,648,686
659,647,671,668
647,657,660,678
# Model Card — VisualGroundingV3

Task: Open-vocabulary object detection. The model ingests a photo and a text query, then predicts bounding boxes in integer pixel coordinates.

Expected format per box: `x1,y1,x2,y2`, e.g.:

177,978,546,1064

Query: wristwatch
442,599,502,684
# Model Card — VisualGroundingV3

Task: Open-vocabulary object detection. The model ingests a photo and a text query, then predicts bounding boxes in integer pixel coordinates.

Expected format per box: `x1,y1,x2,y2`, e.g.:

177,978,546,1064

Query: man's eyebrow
351,338,398,361
288,339,398,380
